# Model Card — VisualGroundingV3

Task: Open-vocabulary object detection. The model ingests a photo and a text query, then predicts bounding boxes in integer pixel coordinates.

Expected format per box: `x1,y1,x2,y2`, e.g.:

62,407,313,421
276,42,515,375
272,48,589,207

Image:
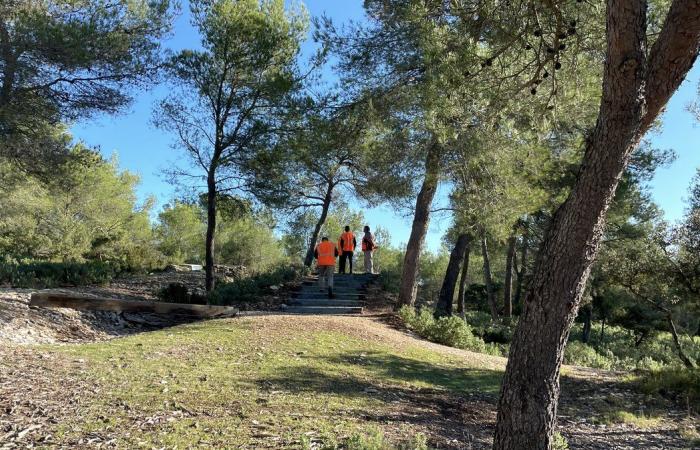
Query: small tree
154,0,307,292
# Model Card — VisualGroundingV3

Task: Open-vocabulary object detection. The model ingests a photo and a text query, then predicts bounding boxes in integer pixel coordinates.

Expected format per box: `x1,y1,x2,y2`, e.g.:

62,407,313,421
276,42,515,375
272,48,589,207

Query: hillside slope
1,314,695,449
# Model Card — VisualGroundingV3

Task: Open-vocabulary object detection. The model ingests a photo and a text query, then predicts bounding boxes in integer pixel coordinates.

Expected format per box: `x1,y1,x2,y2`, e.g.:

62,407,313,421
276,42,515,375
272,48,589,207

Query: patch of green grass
45,317,502,448
678,424,700,448
635,367,700,412
592,410,662,428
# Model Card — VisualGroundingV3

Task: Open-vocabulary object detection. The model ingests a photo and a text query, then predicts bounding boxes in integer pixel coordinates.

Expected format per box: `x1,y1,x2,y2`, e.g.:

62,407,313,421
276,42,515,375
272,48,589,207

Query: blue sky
71,1,700,253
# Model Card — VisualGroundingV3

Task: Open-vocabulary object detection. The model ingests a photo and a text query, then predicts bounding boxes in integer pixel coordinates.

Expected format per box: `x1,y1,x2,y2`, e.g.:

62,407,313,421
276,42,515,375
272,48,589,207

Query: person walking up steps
314,236,339,299
338,226,356,274
362,225,376,274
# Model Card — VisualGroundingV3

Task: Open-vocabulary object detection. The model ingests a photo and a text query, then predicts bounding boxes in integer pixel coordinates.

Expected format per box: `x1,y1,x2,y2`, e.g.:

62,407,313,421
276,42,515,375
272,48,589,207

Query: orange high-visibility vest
316,241,337,266
340,231,355,252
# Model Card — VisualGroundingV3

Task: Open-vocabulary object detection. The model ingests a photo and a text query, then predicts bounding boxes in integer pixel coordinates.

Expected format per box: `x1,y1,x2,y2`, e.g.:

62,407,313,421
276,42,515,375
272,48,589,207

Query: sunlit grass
46,317,501,448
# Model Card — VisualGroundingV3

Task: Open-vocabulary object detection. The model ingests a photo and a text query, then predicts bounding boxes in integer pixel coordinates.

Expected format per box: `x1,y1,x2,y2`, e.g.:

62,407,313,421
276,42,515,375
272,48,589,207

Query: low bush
398,306,504,356
564,341,616,370
0,260,121,288
569,322,700,370
209,264,302,306
156,283,207,305
637,367,700,412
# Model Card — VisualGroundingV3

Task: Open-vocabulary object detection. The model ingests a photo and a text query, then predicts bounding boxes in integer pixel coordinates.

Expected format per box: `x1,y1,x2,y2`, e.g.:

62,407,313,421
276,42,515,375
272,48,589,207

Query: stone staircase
283,273,379,314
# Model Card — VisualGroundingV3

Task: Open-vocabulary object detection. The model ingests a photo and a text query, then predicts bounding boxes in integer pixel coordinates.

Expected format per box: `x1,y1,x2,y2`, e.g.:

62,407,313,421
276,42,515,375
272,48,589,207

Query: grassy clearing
45,316,502,448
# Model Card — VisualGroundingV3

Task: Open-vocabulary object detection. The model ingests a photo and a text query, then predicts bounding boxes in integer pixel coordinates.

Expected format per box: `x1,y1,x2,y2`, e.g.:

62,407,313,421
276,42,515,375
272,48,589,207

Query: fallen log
29,292,238,318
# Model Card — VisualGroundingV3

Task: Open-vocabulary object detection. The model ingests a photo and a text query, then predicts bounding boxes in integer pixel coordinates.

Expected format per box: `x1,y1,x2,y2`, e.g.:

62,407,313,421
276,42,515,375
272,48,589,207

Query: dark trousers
339,251,354,273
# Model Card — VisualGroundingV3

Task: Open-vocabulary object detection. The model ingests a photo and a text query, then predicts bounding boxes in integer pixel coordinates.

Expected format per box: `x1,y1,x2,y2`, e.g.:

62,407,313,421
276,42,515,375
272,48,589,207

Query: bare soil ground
0,274,697,449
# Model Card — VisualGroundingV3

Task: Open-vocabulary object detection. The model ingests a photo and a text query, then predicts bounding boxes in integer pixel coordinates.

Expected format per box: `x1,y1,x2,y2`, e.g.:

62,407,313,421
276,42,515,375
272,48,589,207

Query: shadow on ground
258,350,691,449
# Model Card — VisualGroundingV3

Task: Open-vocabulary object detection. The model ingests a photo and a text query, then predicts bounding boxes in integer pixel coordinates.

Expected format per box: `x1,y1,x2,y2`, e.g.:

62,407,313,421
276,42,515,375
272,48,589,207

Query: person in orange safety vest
337,225,356,274
314,236,339,298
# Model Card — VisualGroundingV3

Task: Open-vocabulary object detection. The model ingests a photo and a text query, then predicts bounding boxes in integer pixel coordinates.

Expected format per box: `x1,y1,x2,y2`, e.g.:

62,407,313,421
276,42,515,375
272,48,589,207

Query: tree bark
503,234,516,318
494,0,700,447
513,227,529,307
303,183,334,267
435,233,471,318
397,143,441,307
481,235,498,320
205,170,217,294
457,238,472,319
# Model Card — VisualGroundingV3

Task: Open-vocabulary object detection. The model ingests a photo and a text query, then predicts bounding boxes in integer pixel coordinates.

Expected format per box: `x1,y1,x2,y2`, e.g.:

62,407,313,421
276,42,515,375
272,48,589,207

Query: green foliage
208,265,302,306
552,432,569,450
0,147,163,271
0,261,120,288
0,0,174,171
564,342,616,370
302,427,429,450
567,322,700,370
216,211,286,272
398,306,503,356
637,368,700,412
156,200,287,272
156,202,205,264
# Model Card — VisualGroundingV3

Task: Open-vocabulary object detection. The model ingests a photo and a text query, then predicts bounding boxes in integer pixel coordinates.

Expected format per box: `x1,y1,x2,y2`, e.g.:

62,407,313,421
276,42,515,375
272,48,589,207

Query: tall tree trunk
494,0,700,447
205,171,217,294
303,183,334,267
397,143,441,307
513,227,529,307
481,235,498,320
581,303,593,344
503,234,516,318
457,238,472,319
666,312,696,369
435,233,470,318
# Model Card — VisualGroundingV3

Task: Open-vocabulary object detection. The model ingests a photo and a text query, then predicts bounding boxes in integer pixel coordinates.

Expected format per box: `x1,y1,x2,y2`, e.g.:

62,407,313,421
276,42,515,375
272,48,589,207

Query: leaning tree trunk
666,312,696,369
435,233,471,318
397,143,441,307
513,228,529,307
303,184,334,267
481,235,498,320
457,238,472,318
205,170,217,294
494,0,700,447
503,234,516,318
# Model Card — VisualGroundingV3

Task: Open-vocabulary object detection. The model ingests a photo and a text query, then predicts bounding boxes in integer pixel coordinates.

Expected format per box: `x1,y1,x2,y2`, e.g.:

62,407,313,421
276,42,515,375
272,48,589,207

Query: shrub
156,283,207,305
209,264,302,306
398,306,503,355
637,368,700,412
564,341,615,370
0,260,121,288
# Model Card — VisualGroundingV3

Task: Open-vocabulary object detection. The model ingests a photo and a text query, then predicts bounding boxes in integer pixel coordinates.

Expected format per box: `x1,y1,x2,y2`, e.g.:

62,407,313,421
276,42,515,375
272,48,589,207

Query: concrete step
297,285,365,292
289,299,364,307
283,306,363,314
303,280,369,287
294,293,364,301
